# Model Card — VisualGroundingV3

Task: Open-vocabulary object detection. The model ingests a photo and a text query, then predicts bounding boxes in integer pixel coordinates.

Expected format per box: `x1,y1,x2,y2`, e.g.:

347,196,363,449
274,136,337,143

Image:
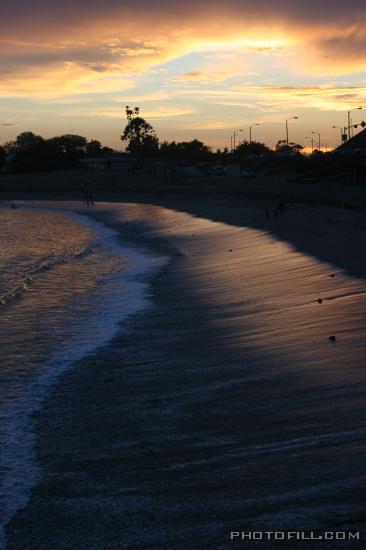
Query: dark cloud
2,1,366,35
0,43,118,73
317,32,366,59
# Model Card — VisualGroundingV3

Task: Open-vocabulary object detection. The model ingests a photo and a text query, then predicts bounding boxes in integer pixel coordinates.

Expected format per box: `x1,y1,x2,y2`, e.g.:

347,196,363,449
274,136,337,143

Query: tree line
0,106,320,174
121,106,305,161
0,132,114,173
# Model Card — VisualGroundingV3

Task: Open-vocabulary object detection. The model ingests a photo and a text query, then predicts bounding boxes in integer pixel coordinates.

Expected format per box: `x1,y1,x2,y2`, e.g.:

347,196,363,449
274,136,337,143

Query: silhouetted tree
0,145,6,170
159,140,176,158
47,134,88,167
275,140,304,156
234,140,272,158
86,139,103,156
121,106,159,156
50,134,87,155
9,132,46,172
4,131,115,172
14,131,44,151
160,139,212,162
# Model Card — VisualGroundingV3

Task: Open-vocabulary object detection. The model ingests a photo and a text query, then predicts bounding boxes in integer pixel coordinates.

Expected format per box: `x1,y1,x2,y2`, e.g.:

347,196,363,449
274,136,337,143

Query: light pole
286,117,298,146
347,107,362,140
233,129,243,151
249,123,261,143
312,131,321,151
333,125,344,146
305,136,314,153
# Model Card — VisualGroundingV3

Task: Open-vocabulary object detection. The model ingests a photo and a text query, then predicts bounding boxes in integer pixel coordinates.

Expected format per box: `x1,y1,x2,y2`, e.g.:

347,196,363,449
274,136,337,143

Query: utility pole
249,123,261,143
333,126,344,146
286,117,298,146
347,107,362,140
312,131,321,151
233,129,243,151
305,136,314,153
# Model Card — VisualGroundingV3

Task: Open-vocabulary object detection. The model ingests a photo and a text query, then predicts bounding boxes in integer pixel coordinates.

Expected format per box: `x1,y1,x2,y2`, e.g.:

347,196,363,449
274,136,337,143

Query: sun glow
190,36,289,54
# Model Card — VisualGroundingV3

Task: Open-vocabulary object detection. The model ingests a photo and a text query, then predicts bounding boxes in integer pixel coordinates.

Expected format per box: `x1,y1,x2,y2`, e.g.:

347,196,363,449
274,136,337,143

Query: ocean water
0,204,163,546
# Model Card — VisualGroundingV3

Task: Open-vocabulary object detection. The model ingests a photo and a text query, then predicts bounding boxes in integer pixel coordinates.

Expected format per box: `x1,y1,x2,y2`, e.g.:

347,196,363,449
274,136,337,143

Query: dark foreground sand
4,198,366,549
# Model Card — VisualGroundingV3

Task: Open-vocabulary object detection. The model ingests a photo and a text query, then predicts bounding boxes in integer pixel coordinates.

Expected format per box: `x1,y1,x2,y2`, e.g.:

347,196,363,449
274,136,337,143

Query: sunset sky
2,0,366,151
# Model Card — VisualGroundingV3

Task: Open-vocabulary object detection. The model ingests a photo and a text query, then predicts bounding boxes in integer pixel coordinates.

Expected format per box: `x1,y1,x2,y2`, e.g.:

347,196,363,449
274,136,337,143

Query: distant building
1,152,16,174
149,161,201,182
79,155,135,172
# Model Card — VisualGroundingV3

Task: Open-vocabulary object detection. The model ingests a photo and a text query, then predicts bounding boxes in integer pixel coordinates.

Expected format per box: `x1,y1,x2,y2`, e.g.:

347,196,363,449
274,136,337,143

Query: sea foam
0,208,165,549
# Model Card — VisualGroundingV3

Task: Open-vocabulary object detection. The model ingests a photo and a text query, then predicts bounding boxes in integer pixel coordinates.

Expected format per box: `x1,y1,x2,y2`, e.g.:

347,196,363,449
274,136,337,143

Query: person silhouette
82,179,94,205
274,200,285,218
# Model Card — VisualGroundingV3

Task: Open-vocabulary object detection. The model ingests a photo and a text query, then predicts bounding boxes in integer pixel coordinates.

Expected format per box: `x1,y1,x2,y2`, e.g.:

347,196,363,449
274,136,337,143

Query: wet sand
4,200,366,549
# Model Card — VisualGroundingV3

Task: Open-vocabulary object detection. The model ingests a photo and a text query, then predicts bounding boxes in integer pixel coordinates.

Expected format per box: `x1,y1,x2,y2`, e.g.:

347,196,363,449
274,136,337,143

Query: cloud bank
1,1,366,97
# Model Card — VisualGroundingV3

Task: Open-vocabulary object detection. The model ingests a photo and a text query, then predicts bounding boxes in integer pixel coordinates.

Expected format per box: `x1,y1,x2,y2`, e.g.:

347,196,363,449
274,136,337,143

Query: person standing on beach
82,179,94,205
88,182,94,206
81,181,89,204
265,202,271,219
274,200,285,218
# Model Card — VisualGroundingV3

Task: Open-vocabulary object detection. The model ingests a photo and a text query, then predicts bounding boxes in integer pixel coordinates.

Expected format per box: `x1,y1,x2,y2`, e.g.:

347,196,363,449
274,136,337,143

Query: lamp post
347,107,362,140
286,117,298,146
305,136,314,154
233,129,243,151
312,131,321,151
234,130,243,151
249,123,261,143
332,125,344,146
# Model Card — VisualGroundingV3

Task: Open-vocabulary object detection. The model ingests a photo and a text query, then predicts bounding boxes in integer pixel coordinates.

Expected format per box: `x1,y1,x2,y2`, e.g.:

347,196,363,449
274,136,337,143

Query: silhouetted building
79,156,135,172
336,128,366,155
149,162,201,183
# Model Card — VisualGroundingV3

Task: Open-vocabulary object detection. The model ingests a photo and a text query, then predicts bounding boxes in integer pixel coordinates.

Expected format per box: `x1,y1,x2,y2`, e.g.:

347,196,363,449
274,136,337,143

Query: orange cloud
174,70,237,83
0,57,133,98
1,1,366,98
174,83,366,113
0,119,16,127
66,105,195,119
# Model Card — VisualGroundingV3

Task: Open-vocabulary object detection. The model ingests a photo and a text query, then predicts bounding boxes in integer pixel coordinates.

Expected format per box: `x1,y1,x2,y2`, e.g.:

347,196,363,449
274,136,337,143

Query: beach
2,197,366,549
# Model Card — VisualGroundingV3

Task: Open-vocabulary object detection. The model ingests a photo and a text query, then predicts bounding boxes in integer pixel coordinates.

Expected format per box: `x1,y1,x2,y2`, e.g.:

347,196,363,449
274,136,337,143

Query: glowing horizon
1,0,366,151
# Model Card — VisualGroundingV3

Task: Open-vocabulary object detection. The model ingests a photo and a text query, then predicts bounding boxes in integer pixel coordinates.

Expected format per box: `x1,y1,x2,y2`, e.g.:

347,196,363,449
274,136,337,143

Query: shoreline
3,192,366,281
4,199,366,548
1,167,366,213
0,206,167,550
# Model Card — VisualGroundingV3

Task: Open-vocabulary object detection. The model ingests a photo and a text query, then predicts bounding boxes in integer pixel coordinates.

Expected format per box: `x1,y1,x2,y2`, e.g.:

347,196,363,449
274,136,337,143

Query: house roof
80,156,134,163
336,127,366,152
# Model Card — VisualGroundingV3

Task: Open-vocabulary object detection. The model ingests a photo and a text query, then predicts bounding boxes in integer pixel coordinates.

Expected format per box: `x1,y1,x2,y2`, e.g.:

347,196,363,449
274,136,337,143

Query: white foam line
0,211,166,550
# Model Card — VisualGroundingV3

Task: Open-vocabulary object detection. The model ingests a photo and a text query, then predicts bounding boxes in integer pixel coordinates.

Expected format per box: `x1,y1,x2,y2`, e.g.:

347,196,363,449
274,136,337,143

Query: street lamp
233,129,243,151
286,117,298,146
249,123,261,143
347,107,362,140
333,125,344,146
305,136,314,154
312,131,321,151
